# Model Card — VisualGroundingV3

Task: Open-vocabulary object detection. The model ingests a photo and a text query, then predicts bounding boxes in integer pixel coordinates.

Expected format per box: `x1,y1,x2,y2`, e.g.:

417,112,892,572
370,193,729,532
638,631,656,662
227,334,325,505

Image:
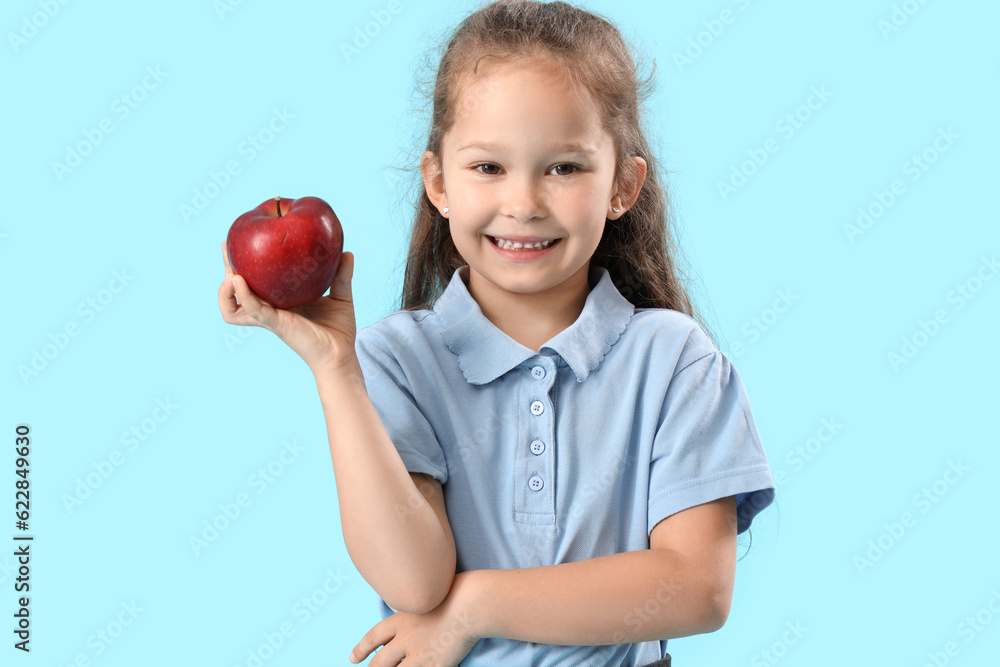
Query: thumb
328,251,354,299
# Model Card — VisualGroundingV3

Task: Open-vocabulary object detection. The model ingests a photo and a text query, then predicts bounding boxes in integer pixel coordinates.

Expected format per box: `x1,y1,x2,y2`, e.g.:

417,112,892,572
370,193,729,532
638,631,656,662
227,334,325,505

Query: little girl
219,1,775,665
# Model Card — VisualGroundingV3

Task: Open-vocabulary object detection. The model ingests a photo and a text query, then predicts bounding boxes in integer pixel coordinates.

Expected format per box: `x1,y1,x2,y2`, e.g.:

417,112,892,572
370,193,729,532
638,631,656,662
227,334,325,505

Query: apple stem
275,197,282,216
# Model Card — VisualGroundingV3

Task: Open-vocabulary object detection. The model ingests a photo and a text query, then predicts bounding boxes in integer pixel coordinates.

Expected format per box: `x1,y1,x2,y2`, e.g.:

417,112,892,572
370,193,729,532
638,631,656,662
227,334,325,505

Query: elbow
386,569,456,614
423,568,458,611
407,539,458,613
384,545,457,614
349,554,456,615
701,582,733,633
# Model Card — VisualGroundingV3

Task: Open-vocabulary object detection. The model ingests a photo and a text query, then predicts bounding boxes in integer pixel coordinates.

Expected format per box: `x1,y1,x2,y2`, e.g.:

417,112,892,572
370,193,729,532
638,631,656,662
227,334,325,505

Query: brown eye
552,164,579,176
475,163,500,175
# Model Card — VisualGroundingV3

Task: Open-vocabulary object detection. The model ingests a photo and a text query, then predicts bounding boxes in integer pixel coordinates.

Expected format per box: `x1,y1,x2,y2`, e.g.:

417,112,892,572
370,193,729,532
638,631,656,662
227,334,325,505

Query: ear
421,151,448,216
610,156,647,218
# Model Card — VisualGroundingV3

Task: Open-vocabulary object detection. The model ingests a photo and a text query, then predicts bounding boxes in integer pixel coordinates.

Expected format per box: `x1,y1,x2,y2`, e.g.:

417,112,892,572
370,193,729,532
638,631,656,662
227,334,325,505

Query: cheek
447,222,485,255
564,189,604,219
564,199,608,241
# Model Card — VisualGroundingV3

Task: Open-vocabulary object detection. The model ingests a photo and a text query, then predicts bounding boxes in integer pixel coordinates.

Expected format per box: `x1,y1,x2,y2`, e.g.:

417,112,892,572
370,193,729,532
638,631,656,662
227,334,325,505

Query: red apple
226,196,343,309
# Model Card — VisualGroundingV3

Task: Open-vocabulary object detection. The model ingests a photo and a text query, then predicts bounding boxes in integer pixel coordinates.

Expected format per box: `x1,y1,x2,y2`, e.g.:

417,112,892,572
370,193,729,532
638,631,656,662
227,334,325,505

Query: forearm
314,356,455,613
457,549,724,646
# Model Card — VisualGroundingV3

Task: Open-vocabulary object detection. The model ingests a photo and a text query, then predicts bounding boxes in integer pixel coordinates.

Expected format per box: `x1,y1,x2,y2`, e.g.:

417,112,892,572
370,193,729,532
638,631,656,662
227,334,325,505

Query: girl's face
421,59,643,310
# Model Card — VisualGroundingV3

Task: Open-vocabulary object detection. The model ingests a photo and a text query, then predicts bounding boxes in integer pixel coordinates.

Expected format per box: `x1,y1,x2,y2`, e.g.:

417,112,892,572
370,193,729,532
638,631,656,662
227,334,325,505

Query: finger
367,644,406,667
218,274,254,326
218,274,241,322
221,241,233,276
230,273,276,328
327,251,354,300
351,620,393,664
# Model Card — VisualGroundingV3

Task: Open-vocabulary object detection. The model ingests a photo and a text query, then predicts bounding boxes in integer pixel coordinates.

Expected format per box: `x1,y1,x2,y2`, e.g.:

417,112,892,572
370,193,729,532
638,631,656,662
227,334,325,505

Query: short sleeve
648,350,774,536
354,327,448,485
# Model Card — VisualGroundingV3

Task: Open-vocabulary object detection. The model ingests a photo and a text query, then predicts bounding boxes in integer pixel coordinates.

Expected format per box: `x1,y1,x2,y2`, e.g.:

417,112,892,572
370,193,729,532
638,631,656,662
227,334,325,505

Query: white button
531,365,546,380
528,475,544,491
530,439,545,455
530,401,544,416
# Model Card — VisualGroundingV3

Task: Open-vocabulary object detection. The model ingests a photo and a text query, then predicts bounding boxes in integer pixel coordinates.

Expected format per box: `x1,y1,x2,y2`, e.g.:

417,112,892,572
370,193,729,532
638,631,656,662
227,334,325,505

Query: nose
502,173,545,223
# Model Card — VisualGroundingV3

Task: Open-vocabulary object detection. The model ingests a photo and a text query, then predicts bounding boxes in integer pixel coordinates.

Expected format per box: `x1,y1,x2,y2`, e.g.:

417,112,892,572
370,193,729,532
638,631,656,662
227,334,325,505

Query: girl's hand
218,242,358,374
350,572,481,667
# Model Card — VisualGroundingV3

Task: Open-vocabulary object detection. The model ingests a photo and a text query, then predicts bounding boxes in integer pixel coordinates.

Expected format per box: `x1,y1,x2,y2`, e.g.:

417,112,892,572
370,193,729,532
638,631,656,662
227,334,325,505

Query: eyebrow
457,140,596,155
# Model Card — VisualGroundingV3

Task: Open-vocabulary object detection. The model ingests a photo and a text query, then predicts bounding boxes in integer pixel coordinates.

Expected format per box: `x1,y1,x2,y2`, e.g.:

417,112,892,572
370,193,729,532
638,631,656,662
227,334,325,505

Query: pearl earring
612,207,619,213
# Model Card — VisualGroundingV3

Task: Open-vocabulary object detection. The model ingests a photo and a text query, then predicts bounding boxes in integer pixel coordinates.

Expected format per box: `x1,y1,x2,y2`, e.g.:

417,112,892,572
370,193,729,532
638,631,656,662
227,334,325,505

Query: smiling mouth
487,236,561,251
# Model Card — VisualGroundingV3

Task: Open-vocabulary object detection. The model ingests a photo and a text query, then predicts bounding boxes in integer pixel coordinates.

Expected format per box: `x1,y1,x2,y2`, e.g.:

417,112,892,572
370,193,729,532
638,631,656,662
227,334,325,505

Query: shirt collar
434,264,635,385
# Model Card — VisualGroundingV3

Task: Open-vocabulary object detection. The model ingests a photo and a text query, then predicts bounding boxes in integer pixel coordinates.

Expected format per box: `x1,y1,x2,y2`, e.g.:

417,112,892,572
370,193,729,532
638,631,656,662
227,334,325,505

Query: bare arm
456,496,737,644
316,356,457,614
219,248,456,613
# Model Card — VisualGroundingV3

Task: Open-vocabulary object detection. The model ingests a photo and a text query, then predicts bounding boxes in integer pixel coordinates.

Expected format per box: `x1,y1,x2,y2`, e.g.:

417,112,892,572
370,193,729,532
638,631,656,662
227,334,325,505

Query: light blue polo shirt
354,263,775,667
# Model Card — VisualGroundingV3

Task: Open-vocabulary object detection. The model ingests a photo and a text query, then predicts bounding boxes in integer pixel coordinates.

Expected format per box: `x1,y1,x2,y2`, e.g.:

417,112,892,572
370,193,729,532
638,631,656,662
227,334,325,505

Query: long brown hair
393,0,717,346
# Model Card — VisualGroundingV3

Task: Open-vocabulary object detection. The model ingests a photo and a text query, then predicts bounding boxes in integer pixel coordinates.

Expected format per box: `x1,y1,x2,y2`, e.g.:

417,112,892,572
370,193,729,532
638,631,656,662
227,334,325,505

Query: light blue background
4,0,998,665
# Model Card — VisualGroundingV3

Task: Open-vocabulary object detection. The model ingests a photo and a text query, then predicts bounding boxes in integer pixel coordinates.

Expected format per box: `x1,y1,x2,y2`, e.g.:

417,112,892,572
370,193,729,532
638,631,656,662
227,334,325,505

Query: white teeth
492,236,555,250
